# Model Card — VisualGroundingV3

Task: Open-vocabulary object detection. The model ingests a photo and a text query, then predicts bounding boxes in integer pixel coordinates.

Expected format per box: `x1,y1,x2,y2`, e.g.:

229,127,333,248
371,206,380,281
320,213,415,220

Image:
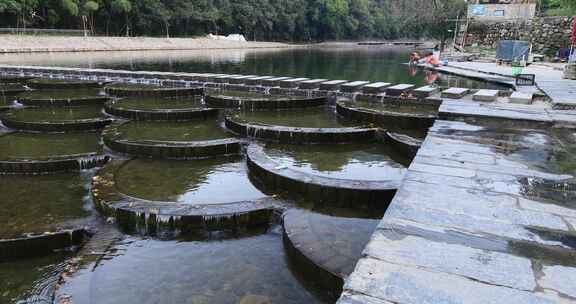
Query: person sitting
424,52,441,67
409,52,421,65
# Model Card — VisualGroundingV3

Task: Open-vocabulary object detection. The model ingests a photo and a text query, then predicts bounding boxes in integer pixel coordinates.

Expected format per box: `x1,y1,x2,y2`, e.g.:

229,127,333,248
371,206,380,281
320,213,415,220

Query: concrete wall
468,4,537,22
467,16,574,56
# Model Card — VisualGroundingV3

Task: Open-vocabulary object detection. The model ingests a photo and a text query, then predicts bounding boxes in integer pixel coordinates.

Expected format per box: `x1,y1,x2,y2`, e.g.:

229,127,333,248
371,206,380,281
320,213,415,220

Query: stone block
509,92,533,104
412,85,440,98
300,79,329,89
340,81,370,93
279,77,310,88
441,87,470,99
362,82,391,94
385,84,414,96
319,80,348,91
472,89,499,102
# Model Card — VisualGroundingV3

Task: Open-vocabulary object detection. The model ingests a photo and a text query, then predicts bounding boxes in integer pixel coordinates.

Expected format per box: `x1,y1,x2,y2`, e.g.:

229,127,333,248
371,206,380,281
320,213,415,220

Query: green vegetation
541,0,576,16
0,0,465,41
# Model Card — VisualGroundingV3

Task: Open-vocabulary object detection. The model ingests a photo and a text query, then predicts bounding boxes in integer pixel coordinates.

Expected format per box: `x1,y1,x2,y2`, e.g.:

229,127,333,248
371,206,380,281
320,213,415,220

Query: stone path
435,61,576,109
339,105,576,303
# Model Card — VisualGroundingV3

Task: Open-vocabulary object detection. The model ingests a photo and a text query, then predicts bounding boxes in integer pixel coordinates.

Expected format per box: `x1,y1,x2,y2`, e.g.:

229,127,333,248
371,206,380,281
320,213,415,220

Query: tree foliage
0,0,467,41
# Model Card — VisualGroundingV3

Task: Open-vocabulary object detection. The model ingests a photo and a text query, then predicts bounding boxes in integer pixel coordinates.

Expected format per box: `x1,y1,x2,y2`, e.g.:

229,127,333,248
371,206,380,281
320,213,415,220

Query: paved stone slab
385,84,414,96
300,78,329,89
509,92,534,105
366,231,536,291
441,87,470,99
472,89,499,102
279,77,310,88
412,85,440,98
340,81,370,93
362,82,391,94
320,80,348,91
344,258,557,304
338,292,395,304
540,265,576,298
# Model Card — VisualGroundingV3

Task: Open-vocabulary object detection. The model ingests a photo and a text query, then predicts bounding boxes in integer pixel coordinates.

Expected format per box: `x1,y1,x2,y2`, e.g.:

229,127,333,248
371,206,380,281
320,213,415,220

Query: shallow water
110,96,203,110
0,47,508,89
117,120,232,142
343,100,438,116
4,106,106,122
0,172,93,239
115,157,266,204
17,88,104,100
0,252,69,303
265,143,406,181
234,108,358,128
56,227,328,304
0,132,102,160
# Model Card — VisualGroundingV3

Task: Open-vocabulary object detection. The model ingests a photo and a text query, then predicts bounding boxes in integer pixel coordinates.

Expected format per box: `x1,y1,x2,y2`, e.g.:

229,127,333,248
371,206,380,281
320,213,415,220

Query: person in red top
424,52,441,67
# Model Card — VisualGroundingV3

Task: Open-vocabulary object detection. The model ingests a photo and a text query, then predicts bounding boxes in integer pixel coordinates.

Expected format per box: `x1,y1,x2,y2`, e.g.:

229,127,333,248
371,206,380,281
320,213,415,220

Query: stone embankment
467,16,574,56
0,35,291,53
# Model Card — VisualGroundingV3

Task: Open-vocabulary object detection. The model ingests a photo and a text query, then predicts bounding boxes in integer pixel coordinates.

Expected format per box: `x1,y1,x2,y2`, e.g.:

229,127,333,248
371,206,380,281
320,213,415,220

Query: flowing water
0,46,511,304
341,100,439,116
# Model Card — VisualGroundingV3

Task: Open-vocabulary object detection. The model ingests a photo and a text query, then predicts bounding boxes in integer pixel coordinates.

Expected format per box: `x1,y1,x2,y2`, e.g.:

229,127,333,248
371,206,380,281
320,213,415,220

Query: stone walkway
434,61,576,109
339,104,576,303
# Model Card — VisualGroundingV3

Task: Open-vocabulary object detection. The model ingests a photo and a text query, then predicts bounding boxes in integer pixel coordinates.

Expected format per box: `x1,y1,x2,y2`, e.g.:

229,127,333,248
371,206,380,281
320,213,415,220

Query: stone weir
104,85,204,98
102,122,242,159
18,95,110,107
205,92,329,109
92,160,277,235
0,152,109,174
247,144,400,212
225,116,377,144
27,78,105,90
336,100,438,131
0,110,113,132
338,104,576,303
104,100,218,121
0,229,87,260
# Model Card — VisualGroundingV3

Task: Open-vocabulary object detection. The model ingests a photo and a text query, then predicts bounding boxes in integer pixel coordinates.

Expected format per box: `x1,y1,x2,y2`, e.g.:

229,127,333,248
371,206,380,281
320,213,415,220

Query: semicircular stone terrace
104,83,204,98
282,209,379,301
16,88,109,107
336,99,438,131
0,172,91,259
0,131,107,173
226,107,377,144
104,96,218,121
0,106,113,132
92,158,276,234
0,83,29,96
205,89,329,109
247,144,404,211
27,78,105,90
103,120,242,159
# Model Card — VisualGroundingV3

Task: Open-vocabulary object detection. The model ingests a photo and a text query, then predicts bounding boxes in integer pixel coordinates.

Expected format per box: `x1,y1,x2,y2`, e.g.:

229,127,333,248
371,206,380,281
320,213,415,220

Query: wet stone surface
114,157,266,204
17,88,105,100
283,209,379,279
339,118,576,303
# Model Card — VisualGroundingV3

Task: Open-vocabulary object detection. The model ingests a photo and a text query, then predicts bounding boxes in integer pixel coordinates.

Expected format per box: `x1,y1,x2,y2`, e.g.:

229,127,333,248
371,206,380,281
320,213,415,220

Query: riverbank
0,35,293,53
